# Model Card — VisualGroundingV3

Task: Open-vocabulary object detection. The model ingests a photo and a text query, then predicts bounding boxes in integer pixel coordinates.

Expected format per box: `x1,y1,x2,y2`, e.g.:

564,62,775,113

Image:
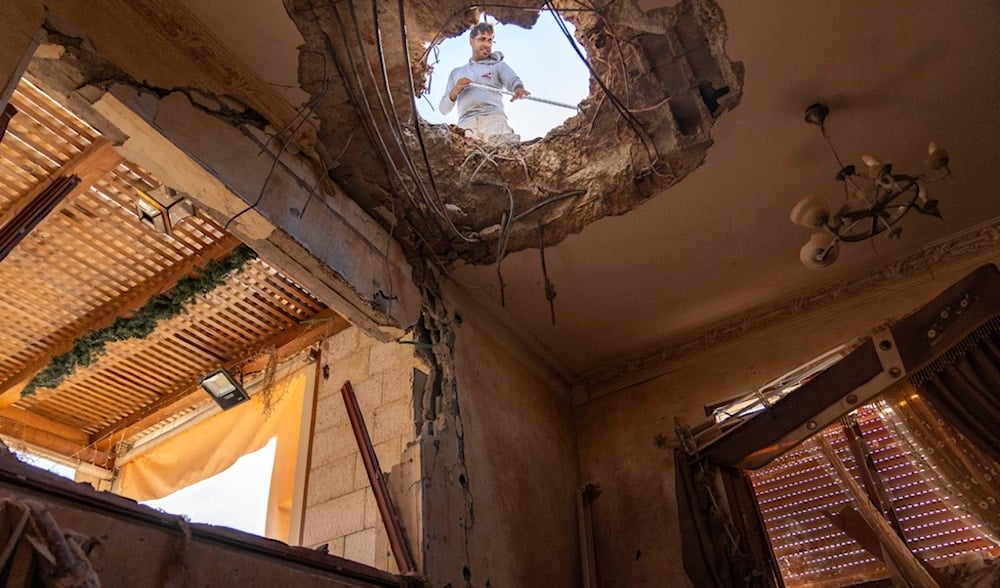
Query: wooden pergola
0,77,347,471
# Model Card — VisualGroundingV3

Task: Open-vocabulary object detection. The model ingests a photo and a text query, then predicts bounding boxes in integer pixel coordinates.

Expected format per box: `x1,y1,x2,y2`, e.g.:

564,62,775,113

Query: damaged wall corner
89,83,421,337
413,278,581,586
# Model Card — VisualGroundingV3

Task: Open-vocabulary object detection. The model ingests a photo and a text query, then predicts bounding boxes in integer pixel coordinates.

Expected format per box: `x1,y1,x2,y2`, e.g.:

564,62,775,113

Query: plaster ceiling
182,0,1000,378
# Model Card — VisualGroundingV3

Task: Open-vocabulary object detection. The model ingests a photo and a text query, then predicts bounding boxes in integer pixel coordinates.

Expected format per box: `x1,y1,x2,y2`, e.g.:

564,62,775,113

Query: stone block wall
301,326,423,573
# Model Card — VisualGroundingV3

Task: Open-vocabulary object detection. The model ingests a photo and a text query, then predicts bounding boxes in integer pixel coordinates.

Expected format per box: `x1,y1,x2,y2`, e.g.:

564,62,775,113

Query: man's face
470,32,494,61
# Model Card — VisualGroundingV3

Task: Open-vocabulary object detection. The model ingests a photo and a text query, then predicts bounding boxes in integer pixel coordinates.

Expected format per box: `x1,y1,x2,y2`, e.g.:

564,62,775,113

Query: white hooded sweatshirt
439,51,524,126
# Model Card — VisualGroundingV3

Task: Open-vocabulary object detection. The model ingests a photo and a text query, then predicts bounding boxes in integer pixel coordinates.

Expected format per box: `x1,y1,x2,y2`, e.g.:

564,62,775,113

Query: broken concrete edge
78,84,420,340
287,0,745,265
409,279,476,587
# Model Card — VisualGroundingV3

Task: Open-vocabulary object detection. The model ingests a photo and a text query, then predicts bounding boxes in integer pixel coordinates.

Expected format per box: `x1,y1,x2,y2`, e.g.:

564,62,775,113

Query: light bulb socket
804,103,829,127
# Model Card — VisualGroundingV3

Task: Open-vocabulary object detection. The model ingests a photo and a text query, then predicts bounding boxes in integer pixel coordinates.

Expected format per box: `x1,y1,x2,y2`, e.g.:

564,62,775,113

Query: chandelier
790,103,950,269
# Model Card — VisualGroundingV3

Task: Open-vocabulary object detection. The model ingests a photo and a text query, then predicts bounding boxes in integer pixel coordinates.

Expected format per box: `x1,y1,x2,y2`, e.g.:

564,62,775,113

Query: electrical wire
347,0,480,245
494,184,516,307
390,0,482,243
295,128,356,219
512,189,586,222
394,0,443,201
543,0,661,168
346,1,435,214
329,2,419,212
224,53,332,231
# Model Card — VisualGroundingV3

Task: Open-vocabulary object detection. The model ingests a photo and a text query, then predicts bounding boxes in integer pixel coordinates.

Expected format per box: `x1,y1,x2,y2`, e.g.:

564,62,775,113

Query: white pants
459,112,517,142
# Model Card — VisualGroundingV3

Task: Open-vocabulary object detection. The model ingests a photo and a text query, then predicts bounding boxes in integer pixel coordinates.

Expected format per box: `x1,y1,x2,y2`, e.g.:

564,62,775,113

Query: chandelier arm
794,103,950,268
821,126,850,171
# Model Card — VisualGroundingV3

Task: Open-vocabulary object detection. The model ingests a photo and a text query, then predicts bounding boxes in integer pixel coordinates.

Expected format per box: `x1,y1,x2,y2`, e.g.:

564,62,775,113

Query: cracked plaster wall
416,281,580,586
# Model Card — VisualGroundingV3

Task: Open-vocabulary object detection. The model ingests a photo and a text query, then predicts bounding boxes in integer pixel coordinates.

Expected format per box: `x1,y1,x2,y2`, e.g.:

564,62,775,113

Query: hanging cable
295,128,356,219
329,2,420,211
542,1,661,168
494,183,516,307
394,0,443,201
537,223,557,325
352,0,481,244
346,1,435,213
224,53,332,231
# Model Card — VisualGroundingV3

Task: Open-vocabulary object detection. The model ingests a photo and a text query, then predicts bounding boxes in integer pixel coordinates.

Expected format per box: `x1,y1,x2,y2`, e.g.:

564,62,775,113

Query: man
439,22,530,142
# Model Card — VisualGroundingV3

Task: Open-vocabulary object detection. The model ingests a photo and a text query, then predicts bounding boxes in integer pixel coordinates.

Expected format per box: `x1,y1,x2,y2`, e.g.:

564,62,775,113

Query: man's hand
511,86,530,101
450,77,472,102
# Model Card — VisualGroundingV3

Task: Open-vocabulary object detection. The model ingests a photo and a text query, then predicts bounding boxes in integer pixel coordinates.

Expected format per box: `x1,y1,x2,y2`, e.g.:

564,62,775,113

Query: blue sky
418,13,590,140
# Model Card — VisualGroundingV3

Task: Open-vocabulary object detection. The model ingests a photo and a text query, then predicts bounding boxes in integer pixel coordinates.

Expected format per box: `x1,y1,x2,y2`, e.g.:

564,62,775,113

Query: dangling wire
494,184,515,307
224,52,331,231
537,223,557,325
542,1,661,169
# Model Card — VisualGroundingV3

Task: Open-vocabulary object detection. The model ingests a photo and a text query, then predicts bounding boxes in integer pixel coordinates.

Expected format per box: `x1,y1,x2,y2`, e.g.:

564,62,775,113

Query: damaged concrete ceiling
273,0,744,265
184,0,1000,380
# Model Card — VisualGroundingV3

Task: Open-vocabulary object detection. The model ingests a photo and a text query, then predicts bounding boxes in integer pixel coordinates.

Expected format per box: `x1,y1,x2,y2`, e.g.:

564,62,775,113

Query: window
748,403,1000,587
142,437,277,536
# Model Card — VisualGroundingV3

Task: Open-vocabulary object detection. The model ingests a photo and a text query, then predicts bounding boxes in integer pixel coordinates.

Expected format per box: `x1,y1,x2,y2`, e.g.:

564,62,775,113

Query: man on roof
439,22,531,143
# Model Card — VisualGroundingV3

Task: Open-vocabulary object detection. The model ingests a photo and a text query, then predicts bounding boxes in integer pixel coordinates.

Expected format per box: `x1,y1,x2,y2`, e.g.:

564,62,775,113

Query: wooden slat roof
0,77,342,468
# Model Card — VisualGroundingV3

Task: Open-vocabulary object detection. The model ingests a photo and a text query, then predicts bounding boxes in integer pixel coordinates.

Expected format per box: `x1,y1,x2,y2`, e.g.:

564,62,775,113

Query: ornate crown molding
581,216,1000,401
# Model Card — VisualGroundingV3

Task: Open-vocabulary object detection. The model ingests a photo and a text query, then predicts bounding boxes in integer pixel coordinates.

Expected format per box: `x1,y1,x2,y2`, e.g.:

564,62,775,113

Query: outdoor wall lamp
135,185,195,235
790,103,950,269
199,368,250,410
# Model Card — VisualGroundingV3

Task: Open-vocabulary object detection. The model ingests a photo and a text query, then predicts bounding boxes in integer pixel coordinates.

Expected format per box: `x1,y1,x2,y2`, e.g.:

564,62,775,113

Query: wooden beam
0,407,113,468
0,406,87,443
0,139,120,232
90,310,348,450
0,138,122,265
0,233,241,408
0,104,15,142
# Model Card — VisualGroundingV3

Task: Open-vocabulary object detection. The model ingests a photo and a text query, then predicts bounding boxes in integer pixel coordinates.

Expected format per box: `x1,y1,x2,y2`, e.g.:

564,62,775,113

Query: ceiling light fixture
199,368,250,410
790,103,950,269
135,185,195,235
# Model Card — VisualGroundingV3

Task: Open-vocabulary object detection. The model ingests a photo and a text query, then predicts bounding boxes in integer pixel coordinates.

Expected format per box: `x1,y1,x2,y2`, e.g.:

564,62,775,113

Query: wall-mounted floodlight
199,368,250,410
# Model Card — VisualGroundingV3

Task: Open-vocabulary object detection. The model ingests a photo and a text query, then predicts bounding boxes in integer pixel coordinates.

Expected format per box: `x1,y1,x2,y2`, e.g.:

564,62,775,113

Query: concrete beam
0,1,42,108
90,87,420,339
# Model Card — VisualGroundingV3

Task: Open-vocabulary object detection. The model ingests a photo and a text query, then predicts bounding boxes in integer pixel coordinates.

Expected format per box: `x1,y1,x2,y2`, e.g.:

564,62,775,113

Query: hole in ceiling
418,15,590,142
283,0,745,265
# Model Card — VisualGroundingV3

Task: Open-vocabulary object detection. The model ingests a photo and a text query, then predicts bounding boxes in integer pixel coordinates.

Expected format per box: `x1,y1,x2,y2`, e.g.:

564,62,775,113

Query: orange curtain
117,370,307,542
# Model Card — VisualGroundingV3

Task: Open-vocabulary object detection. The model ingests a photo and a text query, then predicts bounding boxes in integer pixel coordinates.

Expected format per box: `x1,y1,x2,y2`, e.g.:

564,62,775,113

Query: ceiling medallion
791,103,950,269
